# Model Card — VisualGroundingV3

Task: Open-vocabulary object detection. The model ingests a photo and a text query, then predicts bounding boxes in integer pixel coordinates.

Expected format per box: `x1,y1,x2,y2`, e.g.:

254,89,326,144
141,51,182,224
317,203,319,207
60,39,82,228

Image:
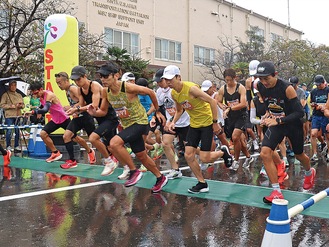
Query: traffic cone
31,127,49,157
261,199,292,247
27,127,36,154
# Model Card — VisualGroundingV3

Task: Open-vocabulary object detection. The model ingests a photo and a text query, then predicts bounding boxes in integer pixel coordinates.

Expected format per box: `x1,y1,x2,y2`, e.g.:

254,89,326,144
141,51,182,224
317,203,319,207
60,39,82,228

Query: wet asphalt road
0,146,329,247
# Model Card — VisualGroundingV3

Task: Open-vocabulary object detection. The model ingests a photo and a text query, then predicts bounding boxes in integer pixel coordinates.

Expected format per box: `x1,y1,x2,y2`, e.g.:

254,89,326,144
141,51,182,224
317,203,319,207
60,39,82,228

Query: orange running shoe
46,151,62,163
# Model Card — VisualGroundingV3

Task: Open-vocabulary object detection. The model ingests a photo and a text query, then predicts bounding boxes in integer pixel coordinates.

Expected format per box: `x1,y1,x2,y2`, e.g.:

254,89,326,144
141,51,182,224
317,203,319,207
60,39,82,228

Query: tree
235,26,266,63
0,0,104,81
103,46,151,80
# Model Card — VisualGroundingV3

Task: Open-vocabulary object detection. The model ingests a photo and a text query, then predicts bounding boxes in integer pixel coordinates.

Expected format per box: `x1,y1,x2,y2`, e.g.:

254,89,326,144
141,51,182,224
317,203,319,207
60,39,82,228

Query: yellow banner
44,14,78,134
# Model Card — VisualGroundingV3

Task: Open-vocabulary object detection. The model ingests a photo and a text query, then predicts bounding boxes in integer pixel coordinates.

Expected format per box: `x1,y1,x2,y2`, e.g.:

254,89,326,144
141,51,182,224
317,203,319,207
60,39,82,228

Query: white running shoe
253,139,259,150
229,160,240,171
118,165,130,180
242,156,254,168
101,157,118,176
166,169,182,179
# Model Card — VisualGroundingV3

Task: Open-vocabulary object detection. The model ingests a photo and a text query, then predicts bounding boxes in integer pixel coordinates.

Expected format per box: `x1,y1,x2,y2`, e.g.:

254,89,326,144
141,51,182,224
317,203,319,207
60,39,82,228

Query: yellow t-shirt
171,81,212,128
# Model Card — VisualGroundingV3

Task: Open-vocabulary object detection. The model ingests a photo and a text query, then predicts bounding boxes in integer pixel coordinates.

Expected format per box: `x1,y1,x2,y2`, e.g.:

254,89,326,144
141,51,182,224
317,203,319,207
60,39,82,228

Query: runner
254,61,316,204
153,68,190,179
163,65,233,193
216,68,254,170
62,66,119,175
87,62,168,193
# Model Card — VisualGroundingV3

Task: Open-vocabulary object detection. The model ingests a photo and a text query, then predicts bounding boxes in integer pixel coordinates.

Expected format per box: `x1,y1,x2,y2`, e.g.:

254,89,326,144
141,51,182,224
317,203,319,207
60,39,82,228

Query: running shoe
310,153,318,162
263,190,284,204
151,175,168,193
276,160,286,177
188,181,209,193
303,167,316,190
253,139,260,150
60,159,77,169
101,157,118,176
3,149,11,166
229,160,239,171
87,148,96,164
166,169,182,179
118,165,130,180
46,151,62,163
220,145,233,168
242,156,254,168
124,170,143,187
278,172,289,184
153,146,164,160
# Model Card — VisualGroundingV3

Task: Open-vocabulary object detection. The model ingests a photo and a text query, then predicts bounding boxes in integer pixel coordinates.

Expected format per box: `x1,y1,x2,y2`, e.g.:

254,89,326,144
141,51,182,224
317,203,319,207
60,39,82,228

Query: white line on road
0,180,112,202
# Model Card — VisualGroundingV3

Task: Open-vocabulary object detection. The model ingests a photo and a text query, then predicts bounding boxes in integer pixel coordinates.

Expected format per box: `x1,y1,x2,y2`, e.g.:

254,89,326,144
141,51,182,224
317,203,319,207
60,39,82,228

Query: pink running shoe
124,170,143,187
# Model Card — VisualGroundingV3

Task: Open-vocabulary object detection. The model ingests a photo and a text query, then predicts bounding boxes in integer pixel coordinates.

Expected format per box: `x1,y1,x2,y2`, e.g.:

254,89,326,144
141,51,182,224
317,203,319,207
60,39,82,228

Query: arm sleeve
35,101,51,114
250,107,261,125
281,97,304,123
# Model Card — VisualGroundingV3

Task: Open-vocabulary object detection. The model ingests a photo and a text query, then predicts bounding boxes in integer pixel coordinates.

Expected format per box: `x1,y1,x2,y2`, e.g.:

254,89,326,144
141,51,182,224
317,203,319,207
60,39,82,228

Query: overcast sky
232,0,329,46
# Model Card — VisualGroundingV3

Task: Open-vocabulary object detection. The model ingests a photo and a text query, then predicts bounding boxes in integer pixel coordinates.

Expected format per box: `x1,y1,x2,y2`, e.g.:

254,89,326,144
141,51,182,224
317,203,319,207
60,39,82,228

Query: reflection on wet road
0,147,328,246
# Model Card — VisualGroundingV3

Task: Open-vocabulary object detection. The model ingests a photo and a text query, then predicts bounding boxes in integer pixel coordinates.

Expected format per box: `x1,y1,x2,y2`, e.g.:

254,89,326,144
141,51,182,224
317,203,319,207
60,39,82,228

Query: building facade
73,0,302,83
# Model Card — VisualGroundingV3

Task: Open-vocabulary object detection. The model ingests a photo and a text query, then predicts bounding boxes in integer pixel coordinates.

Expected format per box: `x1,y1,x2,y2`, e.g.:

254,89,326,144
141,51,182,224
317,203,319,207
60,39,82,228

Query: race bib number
166,107,176,116
181,100,193,110
115,107,130,118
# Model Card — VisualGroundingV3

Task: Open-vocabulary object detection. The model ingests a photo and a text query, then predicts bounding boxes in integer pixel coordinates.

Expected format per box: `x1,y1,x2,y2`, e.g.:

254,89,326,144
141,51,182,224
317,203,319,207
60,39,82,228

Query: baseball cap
121,72,135,82
70,66,86,80
162,65,180,80
254,61,276,77
136,78,149,87
289,76,299,85
314,75,325,85
249,60,260,76
96,63,119,75
301,83,307,87
201,80,213,91
55,72,69,79
153,68,164,82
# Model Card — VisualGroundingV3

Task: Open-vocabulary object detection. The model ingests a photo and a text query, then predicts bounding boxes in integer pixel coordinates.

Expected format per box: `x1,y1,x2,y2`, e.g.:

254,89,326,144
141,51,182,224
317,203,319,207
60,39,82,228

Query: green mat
8,156,329,219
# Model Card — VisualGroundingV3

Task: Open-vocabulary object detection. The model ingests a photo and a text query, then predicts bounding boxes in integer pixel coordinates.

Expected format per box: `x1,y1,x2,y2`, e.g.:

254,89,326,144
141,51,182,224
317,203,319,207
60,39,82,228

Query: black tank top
257,78,292,118
224,83,247,118
81,81,118,121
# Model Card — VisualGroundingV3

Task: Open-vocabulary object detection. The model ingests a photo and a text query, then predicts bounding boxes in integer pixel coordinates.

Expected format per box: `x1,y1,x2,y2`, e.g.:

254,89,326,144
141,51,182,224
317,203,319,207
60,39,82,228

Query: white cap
121,72,135,82
201,80,213,91
249,60,260,76
162,65,180,80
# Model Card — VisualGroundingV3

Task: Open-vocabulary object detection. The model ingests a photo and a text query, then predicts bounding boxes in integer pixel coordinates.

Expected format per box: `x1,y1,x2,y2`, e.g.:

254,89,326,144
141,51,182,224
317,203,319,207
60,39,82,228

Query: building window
194,46,215,65
155,38,181,62
251,25,264,38
271,33,283,42
104,28,139,55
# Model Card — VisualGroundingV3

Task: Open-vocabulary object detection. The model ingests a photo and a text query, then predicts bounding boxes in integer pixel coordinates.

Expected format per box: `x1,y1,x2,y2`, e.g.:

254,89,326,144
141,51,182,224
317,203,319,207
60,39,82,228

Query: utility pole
287,0,291,26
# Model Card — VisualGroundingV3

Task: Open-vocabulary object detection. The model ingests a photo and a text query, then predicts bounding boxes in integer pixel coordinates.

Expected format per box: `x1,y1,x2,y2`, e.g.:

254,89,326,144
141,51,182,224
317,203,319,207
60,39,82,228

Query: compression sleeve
35,101,51,114
281,97,304,123
250,108,261,125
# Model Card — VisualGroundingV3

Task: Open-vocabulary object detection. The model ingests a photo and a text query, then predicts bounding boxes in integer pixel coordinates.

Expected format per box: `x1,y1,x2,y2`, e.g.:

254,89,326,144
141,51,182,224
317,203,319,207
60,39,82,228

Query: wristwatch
213,119,218,123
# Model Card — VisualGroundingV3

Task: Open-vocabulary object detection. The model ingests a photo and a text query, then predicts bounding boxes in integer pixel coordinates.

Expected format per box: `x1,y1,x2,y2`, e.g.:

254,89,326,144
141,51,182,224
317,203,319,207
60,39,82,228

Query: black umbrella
0,76,27,99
